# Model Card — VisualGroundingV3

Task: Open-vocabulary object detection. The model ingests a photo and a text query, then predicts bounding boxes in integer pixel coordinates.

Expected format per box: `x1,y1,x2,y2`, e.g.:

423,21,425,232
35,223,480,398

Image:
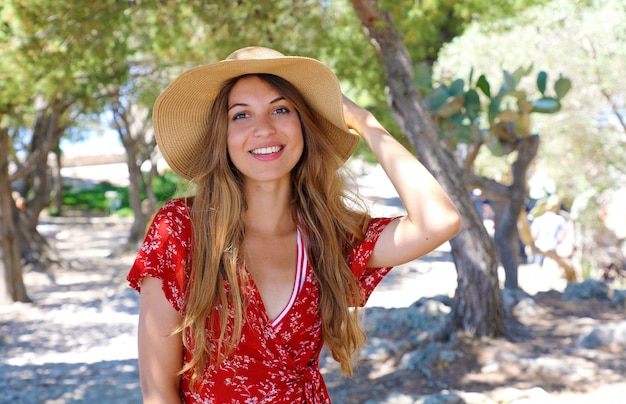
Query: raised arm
342,95,461,268
137,277,184,403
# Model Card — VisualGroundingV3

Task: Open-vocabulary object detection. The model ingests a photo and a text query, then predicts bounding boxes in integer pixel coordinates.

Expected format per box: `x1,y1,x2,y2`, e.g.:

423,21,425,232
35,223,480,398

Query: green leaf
476,74,491,98
438,96,464,118
448,112,464,125
425,86,451,111
554,76,572,100
448,78,465,97
464,89,481,121
532,97,561,113
503,70,517,91
488,94,503,123
536,70,547,96
511,64,533,83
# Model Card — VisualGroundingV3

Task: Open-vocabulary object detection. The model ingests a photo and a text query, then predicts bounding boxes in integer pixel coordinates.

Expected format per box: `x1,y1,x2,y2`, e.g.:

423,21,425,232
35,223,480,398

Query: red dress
127,198,395,403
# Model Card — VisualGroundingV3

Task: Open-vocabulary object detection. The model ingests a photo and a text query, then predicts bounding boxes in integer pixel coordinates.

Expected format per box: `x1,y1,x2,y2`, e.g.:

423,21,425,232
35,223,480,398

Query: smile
250,146,283,155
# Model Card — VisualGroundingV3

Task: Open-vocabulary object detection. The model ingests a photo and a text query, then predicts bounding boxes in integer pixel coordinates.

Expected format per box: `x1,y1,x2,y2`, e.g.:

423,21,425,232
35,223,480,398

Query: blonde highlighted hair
180,74,370,387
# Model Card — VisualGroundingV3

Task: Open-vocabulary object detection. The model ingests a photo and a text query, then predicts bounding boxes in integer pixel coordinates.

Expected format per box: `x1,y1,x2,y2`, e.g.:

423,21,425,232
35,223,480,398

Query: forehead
228,76,281,101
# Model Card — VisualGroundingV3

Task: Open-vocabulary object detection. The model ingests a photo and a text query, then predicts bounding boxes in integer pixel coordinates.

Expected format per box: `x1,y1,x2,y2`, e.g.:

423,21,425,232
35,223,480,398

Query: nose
254,115,276,137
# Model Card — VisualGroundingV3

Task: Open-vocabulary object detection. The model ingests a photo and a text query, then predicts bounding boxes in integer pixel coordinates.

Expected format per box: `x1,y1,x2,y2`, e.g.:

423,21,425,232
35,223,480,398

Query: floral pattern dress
127,198,396,403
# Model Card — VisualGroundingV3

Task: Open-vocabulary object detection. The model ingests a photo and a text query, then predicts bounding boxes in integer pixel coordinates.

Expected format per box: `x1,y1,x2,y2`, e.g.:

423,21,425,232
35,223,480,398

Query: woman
128,46,461,403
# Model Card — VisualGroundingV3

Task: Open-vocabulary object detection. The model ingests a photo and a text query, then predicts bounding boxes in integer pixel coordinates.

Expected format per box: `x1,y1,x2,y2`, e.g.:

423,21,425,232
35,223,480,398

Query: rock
502,288,531,313
400,342,441,372
438,349,464,363
360,337,396,361
420,390,465,404
361,298,450,341
577,320,626,348
562,279,609,301
512,297,540,318
612,289,626,308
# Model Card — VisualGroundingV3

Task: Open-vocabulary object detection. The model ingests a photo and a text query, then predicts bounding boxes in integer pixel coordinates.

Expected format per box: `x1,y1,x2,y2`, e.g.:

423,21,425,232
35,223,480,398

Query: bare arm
342,95,461,268
137,277,184,403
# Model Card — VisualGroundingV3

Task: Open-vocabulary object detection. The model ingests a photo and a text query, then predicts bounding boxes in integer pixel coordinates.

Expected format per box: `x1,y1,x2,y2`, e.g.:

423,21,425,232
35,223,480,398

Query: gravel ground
0,217,141,403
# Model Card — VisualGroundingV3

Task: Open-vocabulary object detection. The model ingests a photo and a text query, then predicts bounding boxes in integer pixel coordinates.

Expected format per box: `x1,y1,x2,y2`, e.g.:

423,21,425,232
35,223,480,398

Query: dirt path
1,217,141,403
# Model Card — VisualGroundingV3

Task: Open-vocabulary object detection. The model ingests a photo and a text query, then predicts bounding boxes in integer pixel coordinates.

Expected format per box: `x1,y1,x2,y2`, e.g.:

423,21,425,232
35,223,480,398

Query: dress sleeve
126,198,192,314
348,217,398,307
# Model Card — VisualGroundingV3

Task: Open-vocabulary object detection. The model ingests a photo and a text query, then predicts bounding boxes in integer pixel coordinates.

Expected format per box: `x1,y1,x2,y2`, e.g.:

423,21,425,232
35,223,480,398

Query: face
227,76,304,186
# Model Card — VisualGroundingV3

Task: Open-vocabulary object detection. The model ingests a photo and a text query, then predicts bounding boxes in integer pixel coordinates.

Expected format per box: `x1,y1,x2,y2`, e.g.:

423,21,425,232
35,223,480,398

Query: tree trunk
17,106,63,272
51,148,64,216
2,97,74,303
11,98,71,275
350,0,504,336
492,199,520,288
125,139,148,246
0,125,30,304
474,135,539,289
145,154,159,216
112,99,156,250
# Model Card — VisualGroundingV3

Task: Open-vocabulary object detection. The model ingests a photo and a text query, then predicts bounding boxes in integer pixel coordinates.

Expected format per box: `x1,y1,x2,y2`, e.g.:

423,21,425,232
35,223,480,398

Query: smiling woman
127,46,460,403
225,75,304,184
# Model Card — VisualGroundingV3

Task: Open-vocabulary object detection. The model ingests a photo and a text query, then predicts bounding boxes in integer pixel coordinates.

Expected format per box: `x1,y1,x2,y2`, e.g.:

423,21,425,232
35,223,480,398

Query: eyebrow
227,96,286,111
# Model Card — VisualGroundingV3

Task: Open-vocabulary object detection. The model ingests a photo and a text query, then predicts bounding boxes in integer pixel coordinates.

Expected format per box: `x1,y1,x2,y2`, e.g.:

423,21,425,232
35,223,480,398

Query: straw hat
153,46,360,180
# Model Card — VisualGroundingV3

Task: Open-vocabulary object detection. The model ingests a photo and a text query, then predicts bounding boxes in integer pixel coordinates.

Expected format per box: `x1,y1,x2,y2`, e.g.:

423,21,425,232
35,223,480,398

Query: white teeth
251,146,281,155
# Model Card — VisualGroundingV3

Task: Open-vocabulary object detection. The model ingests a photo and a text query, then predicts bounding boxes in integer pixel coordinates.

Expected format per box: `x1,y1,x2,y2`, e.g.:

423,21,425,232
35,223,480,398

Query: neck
243,180,296,235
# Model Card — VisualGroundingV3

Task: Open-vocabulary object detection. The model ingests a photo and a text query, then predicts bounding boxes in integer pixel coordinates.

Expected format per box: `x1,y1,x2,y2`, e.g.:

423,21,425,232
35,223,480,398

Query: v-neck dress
127,198,396,403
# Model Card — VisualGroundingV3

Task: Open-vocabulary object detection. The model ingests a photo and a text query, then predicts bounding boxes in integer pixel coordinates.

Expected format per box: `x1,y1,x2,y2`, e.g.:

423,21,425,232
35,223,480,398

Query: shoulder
349,217,398,264
157,197,192,218
150,198,192,228
362,217,397,243
141,197,195,248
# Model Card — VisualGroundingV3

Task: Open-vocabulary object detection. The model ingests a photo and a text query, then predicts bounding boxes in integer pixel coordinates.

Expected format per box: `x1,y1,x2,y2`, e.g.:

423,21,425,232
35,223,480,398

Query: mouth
250,146,283,155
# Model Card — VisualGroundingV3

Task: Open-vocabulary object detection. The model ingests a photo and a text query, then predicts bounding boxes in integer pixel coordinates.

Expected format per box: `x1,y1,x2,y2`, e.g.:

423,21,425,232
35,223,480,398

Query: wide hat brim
153,47,360,180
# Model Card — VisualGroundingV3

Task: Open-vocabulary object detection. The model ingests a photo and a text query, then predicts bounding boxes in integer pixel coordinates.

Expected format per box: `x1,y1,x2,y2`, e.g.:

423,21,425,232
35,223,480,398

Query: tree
424,67,572,288
0,0,132,303
349,0,504,336
110,93,156,249
436,0,626,277
0,124,29,304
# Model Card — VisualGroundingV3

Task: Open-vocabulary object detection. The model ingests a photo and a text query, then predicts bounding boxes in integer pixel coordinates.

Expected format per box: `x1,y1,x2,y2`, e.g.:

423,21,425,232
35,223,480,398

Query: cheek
288,119,305,149
226,125,244,150
295,126,305,158
226,130,244,164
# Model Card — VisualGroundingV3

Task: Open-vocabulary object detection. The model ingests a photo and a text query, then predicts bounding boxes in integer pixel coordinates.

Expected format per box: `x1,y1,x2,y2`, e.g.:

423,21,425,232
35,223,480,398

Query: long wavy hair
179,73,371,386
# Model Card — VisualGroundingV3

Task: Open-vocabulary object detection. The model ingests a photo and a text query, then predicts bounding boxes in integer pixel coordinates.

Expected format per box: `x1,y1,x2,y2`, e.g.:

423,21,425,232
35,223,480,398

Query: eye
273,106,290,115
232,111,248,120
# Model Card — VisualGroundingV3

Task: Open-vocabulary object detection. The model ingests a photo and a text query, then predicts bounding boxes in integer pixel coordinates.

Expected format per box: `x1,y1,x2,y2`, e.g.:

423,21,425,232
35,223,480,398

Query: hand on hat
341,94,375,137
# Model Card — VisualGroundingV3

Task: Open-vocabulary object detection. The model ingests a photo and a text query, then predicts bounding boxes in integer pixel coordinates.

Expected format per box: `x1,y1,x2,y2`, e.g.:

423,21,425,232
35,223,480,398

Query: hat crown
226,46,285,61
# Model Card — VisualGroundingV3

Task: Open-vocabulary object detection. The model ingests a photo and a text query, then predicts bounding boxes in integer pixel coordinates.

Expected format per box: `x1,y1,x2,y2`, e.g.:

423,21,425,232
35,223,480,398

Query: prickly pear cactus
422,65,571,157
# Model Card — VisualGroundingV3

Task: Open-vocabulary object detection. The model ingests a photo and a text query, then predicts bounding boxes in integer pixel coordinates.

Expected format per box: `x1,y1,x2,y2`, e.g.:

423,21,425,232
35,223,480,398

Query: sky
60,130,124,158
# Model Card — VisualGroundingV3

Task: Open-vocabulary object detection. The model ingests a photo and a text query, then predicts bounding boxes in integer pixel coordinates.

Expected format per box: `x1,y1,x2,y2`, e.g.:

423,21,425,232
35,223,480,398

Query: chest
243,230,299,322
219,252,323,367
